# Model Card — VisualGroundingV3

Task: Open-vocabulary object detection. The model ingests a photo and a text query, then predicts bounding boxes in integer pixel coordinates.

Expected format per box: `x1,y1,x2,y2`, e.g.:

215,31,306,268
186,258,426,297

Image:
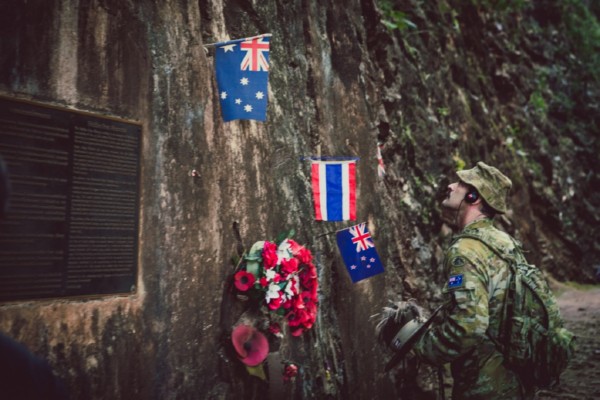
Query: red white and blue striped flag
214,34,271,122
311,159,356,221
336,223,385,283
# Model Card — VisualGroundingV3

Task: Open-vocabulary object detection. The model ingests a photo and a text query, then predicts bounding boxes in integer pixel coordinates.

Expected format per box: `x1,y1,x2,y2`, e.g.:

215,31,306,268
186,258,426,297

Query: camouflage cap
456,161,512,214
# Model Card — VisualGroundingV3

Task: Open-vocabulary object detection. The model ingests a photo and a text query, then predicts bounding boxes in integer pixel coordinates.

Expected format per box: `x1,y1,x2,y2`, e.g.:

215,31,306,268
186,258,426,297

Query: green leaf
245,364,267,380
246,261,260,276
246,241,265,261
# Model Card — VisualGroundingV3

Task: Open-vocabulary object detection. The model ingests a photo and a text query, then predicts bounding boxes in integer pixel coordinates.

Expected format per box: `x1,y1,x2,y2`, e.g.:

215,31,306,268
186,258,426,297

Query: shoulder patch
448,274,464,289
451,256,466,267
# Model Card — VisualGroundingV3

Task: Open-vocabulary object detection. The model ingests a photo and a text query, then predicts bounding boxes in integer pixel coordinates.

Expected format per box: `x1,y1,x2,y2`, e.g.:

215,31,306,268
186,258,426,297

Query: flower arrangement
233,238,318,337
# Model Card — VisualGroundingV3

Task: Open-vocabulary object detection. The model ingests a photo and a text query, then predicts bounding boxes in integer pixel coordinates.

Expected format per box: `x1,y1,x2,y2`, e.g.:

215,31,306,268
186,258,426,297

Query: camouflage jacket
414,219,530,400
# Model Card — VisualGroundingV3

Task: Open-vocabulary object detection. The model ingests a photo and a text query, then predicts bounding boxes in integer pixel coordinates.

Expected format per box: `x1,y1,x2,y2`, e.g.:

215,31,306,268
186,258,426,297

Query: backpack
455,233,576,390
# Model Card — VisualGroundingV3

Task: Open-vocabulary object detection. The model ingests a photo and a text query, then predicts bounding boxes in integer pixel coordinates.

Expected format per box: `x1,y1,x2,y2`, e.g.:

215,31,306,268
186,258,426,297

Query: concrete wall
0,1,392,398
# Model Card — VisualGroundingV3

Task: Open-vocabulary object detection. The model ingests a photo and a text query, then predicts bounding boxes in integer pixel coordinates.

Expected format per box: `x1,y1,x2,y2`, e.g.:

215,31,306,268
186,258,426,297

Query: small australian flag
336,223,385,283
215,35,270,122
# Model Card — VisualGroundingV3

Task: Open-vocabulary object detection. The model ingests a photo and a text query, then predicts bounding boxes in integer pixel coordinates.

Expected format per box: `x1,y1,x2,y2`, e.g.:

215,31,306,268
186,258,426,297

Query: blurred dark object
373,300,444,372
0,333,68,400
0,155,10,219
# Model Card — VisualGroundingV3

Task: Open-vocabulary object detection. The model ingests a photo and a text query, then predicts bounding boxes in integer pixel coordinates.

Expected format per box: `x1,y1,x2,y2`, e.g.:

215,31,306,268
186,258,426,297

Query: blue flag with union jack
336,223,385,283
214,35,271,122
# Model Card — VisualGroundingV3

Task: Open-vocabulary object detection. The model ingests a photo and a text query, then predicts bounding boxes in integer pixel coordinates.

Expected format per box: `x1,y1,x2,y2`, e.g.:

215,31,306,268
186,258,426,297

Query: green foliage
401,124,416,146
470,0,531,13
562,0,600,82
378,0,417,31
528,90,548,116
437,107,450,117
274,229,295,245
452,153,466,171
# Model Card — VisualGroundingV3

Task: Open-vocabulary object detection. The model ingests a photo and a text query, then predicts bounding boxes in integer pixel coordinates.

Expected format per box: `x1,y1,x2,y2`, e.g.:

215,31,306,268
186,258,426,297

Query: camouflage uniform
413,162,531,399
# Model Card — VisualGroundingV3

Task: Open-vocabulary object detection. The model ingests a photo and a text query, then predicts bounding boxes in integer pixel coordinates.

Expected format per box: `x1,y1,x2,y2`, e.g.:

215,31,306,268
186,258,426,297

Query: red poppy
231,325,269,366
287,308,310,327
234,270,256,291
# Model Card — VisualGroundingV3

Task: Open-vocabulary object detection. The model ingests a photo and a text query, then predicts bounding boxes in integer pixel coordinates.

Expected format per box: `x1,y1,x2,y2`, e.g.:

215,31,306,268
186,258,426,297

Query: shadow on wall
0,155,69,400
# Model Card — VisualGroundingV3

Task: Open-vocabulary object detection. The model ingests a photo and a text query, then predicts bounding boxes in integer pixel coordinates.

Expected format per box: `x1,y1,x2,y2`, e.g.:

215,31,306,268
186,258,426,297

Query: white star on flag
222,44,236,52
256,91,264,99
240,77,249,85
244,104,253,112
220,92,227,99
235,99,242,104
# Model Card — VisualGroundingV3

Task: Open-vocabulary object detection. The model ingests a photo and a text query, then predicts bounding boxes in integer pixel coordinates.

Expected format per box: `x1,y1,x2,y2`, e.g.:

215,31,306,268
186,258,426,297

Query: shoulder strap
453,233,517,264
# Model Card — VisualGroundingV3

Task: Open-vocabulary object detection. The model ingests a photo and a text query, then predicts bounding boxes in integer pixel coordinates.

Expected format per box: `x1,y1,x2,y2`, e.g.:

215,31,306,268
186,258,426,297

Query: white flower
277,239,292,264
284,276,298,298
265,283,281,302
265,268,277,281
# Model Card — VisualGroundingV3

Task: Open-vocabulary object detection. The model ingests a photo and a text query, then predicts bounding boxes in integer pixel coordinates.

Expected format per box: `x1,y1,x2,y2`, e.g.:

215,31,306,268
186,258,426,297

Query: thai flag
336,223,385,283
311,160,356,221
214,35,270,122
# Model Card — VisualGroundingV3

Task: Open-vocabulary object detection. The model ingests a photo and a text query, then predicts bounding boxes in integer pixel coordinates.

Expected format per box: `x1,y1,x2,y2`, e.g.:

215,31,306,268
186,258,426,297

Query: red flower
268,322,282,336
282,298,293,309
287,308,310,327
262,242,279,268
283,363,299,381
293,295,305,310
234,270,256,291
268,296,283,310
281,257,299,275
259,277,269,287
295,248,312,264
290,327,304,337
287,239,302,252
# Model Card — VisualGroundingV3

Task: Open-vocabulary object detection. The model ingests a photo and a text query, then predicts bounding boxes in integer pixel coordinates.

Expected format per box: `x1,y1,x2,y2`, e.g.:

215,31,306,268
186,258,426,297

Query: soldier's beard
440,200,464,231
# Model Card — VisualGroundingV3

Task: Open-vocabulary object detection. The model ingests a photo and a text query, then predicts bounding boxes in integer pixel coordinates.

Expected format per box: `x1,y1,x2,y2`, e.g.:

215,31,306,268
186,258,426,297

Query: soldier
411,162,531,399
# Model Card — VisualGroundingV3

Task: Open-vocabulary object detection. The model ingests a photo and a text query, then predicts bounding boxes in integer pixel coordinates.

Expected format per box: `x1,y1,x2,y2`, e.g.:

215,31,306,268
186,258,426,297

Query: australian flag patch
448,274,464,289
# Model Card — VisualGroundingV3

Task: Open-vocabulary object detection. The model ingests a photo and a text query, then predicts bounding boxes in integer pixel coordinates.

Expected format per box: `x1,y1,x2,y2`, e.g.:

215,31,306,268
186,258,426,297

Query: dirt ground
536,285,600,399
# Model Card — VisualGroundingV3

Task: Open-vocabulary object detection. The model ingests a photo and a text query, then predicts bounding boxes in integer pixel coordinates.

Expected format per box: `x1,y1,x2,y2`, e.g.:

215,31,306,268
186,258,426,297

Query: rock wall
0,0,597,399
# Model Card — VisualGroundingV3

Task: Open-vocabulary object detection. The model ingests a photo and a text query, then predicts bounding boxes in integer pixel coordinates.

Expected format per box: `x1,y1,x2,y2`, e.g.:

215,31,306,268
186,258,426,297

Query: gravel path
536,286,600,399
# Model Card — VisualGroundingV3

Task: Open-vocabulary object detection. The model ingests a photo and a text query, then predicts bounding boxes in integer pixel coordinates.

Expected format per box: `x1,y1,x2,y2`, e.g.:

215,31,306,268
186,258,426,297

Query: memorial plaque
0,96,141,301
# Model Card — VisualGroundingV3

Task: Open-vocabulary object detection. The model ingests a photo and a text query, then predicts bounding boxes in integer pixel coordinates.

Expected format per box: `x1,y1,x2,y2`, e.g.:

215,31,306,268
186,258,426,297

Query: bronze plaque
0,97,141,301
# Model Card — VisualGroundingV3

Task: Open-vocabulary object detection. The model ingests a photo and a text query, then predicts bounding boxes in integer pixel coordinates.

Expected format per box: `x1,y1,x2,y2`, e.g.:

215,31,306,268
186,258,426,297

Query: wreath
233,237,318,337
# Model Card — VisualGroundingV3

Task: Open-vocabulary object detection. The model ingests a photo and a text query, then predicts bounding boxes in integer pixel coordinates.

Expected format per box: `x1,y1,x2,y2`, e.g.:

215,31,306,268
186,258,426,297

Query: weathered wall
0,0,598,399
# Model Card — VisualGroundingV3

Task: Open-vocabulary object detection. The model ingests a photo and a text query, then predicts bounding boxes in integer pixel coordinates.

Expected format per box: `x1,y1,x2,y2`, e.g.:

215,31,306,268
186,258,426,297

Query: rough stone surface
0,0,598,399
